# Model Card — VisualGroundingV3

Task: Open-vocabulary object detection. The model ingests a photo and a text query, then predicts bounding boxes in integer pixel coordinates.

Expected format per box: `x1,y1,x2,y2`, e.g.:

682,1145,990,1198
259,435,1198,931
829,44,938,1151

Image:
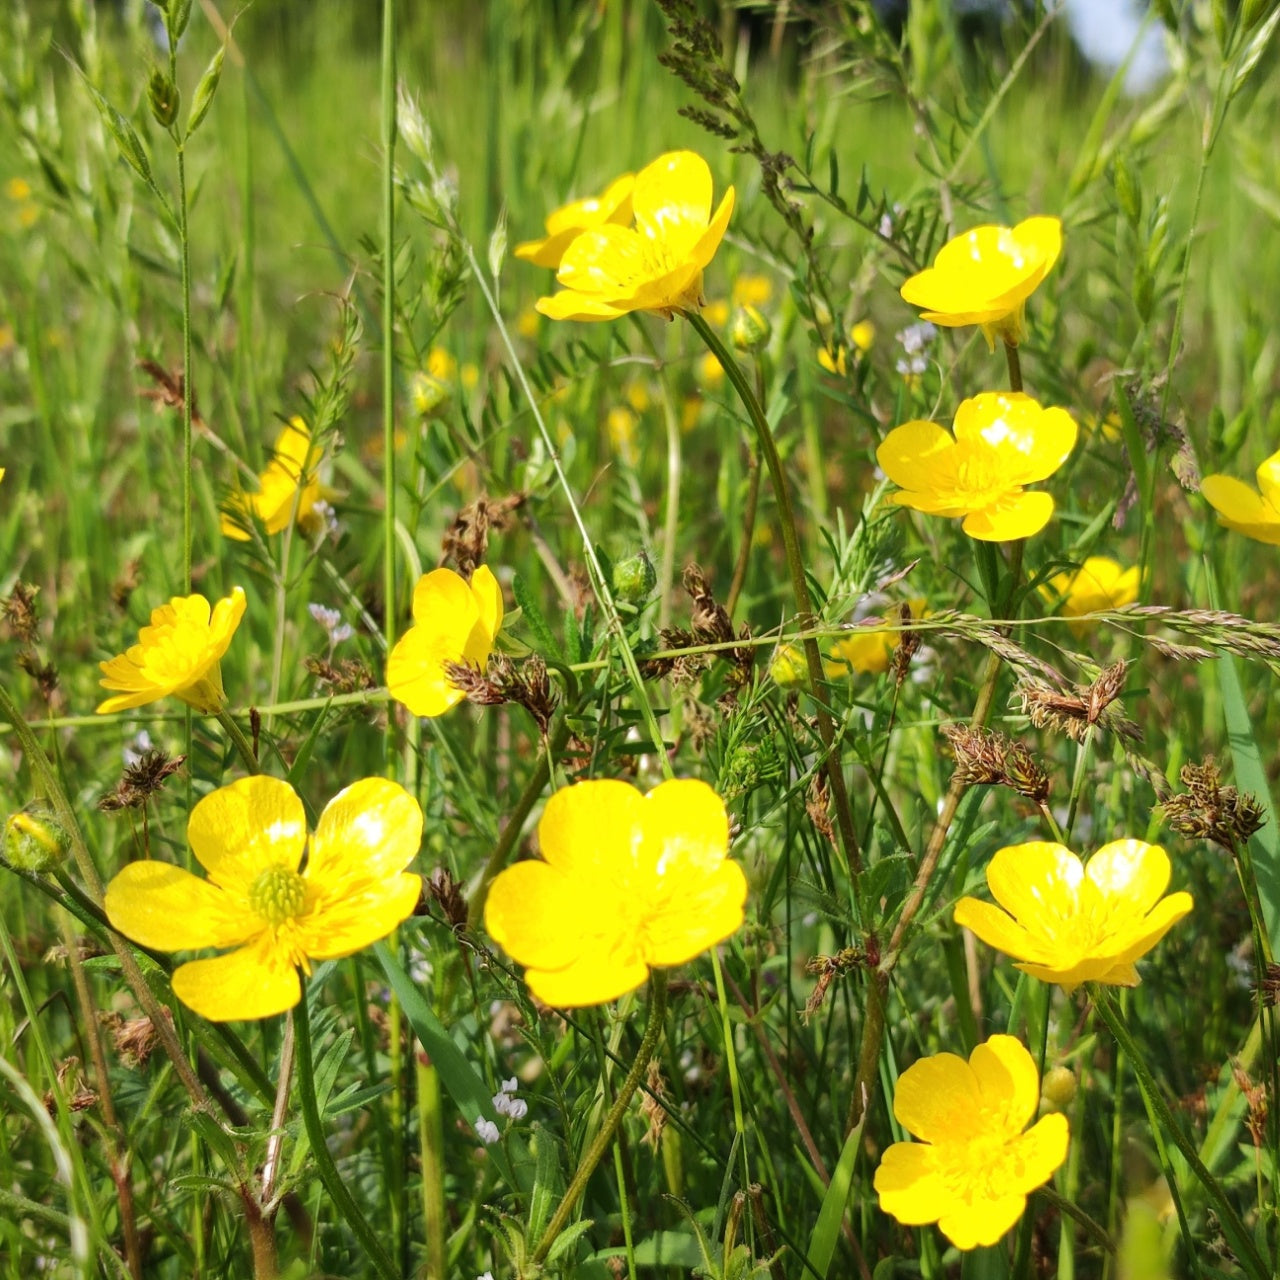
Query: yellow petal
1085,840,1169,915
171,936,300,1021
410,567,479,631
954,896,1046,965
386,625,467,718
938,1192,1028,1251
969,1034,1039,1136
535,289,629,322
637,779,730,879
1005,1112,1070,1194
1255,449,1280,506
632,151,712,241
556,225,650,300
688,187,735,273
1107,891,1194,968
986,842,1082,926
1201,474,1280,542
875,1142,959,1226
536,779,645,881
468,565,504,647
641,860,747,967
961,491,1054,541
524,950,650,1008
297,873,422,960
188,775,307,894
209,586,248,654
104,861,254,951
485,860,591,973
892,1051,986,1144
876,420,957,491
306,777,424,901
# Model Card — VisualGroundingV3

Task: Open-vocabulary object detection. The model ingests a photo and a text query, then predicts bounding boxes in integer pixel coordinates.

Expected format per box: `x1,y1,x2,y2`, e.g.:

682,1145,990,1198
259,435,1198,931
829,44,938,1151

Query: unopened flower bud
612,551,656,605
1040,1065,1077,1112
147,67,180,129
5,809,70,872
730,305,771,352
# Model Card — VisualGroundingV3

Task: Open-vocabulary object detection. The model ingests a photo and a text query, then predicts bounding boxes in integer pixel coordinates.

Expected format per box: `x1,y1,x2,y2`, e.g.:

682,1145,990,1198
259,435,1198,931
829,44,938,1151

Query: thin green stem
216,705,260,775
172,109,193,591
381,0,399,675
726,438,761,619
463,243,672,780
1091,986,1269,1280
684,310,861,878
1003,336,1022,393
531,972,668,1266
293,995,397,1280
1037,1186,1116,1256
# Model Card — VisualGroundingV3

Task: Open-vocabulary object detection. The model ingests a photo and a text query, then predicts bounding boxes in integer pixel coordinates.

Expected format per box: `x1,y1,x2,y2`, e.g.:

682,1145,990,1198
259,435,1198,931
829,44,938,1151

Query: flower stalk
531,972,668,1266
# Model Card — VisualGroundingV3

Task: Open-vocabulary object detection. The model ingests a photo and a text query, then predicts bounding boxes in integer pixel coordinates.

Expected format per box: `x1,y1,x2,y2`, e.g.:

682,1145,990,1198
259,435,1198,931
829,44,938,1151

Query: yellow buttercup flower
427,346,457,382
901,216,1062,348
536,151,735,323
877,392,1077,541
851,319,876,352
1041,556,1140,635
221,419,332,542
387,566,503,718
875,1035,1069,1250
1201,448,1280,545
954,840,1193,992
97,587,246,715
104,776,422,1021
515,172,635,270
485,778,747,1006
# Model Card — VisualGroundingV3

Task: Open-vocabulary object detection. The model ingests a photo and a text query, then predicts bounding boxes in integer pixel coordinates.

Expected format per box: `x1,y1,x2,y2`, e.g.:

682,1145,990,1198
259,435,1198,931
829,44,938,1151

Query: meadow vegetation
3,1,1280,1277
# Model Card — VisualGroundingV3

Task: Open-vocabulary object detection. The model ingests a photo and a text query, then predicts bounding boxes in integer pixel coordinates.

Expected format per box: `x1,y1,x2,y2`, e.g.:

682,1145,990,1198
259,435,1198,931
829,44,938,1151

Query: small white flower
474,1118,500,1145
500,1076,519,1095
308,603,341,630
895,321,937,355
505,1098,528,1121
478,1272,495,1280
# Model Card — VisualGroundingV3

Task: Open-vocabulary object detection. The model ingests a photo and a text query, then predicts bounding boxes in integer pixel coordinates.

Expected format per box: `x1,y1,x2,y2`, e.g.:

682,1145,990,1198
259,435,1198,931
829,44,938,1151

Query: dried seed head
942,724,1050,804
441,493,524,579
803,946,872,1021
2,581,40,645
427,867,468,931
1162,757,1267,850
639,1059,669,1151
98,749,187,812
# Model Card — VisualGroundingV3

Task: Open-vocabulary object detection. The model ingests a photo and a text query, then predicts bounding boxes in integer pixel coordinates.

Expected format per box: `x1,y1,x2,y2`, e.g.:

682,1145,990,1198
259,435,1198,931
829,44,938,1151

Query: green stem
216,706,260,775
1037,1186,1116,1255
172,126,193,590
381,0,398,674
726,438,761,619
293,995,397,1280
684,310,862,879
531,972,668,1266
1091,986,1269,1280
1003,336,1022,393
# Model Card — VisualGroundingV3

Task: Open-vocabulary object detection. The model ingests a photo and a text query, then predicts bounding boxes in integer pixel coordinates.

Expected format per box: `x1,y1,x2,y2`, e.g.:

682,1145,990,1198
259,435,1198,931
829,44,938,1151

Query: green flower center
249,864,308,926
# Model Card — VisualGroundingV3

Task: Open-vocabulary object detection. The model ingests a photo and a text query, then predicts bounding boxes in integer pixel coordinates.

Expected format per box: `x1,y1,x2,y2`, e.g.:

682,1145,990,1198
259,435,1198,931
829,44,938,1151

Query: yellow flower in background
877,392,1077,541
485,778,747,1006
623,377,652,413
427,346,457,382
104,776,422,1021
851,319,876,352
410,369,451,418
697,351,724,389
817,345,847,377
516,307,542,339
1041,556,1140,634
460,362,480,392
875,1035,1069,1250
221,418,332,542
900,216,1061,348
825,602,923,677
387,566,503,718
702,299,731,328
5,177,31,201
97,587,246,715
515,172,635,270
607,405,638,458
537,151,735,322
732,274,772,307
1201,448,1280,545
769,643,804,687
954,840,1193,992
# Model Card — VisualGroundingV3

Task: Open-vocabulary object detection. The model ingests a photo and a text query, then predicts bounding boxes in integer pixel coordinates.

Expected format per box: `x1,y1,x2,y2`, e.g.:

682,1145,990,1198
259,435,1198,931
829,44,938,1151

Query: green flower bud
147,68,180,130
730,305,771,353
1040,1065,1077,1112
5,809,70,872
611,551,656,605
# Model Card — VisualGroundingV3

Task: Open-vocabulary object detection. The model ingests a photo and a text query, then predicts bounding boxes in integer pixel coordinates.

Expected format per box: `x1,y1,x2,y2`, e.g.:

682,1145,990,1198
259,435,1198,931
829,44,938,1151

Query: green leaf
75,71,159,197
804,1116,863,1278
186,44,225,139
375,940,533,1191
